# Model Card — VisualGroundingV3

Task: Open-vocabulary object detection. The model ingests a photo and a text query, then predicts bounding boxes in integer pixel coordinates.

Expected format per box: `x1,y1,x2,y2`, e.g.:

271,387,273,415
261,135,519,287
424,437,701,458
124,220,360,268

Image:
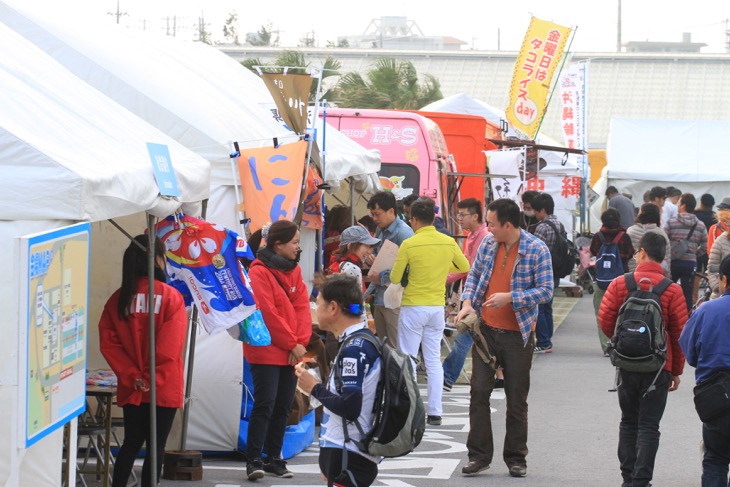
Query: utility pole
107,0,127,25
616,0,622,52
166,16,177,37
497,28,501,51
725,18,730,53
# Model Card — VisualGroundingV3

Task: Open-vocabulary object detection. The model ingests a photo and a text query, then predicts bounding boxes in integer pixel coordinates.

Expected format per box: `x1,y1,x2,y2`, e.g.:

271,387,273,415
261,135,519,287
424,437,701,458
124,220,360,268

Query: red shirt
99,279,188,408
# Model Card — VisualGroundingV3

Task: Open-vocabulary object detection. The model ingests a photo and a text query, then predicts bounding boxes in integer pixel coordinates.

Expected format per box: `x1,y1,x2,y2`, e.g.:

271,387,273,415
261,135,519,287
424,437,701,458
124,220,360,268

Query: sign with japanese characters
237,141,308,232
506,17,572,139
146,142,180,197
486,150,521,204
261,73,312,135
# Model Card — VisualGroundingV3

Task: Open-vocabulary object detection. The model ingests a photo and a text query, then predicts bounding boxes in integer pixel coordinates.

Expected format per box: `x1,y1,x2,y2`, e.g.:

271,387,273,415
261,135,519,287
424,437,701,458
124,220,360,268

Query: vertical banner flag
506,17,572,139
237,141,308,232
486,150,522,205
261,73,312,135
301,165,324,230
559,62,587,153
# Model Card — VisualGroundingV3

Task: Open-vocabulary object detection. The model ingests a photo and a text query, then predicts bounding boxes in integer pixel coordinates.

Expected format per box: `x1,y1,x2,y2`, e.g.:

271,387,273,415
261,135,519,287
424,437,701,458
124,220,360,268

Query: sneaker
246,458,264,481
462,460,490,476
427,415,442,426
533,345,553,354
263,457,293,478
443,382,453,392
509,465,527,477
493,378,504,389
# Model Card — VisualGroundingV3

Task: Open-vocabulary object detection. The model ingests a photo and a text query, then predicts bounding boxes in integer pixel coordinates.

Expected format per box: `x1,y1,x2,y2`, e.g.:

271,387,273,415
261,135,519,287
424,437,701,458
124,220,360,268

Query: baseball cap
339,226,381,247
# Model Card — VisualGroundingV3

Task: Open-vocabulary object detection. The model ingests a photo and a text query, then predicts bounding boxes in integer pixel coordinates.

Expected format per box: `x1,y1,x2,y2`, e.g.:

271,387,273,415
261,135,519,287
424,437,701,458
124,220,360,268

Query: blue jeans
535,299,554,348
702,412,730,487
442,332,473,386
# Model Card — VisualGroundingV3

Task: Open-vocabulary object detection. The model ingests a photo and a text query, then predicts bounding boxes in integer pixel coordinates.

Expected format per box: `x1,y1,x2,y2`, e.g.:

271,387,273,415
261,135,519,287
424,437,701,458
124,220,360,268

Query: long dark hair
117,234,166,320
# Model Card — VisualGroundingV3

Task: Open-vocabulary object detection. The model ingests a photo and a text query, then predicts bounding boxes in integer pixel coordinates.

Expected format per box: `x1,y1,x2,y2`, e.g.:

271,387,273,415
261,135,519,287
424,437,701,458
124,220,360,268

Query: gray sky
34,0,730,52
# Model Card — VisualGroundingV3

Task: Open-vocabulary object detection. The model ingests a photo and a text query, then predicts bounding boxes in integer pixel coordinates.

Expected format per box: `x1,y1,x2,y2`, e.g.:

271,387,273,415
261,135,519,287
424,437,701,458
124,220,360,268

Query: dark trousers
319,447,378,487
466,326,534,468
670,260,695,312
702,412,730,487
112,403,177,487
535,299,554,348
617,369,670,487
247,363,297,460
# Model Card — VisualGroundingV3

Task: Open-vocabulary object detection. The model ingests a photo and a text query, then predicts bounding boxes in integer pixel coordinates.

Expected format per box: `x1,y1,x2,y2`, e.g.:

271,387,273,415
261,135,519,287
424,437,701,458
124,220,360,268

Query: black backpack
595,232,626,290
542,219,577,278
335,330,425,458
607,273,671,372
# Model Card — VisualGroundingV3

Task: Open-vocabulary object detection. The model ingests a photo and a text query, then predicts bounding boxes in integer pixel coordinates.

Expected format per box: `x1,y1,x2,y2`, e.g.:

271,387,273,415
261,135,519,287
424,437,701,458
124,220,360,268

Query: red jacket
244,260,312,365
99,279,188,408
598,261,687,376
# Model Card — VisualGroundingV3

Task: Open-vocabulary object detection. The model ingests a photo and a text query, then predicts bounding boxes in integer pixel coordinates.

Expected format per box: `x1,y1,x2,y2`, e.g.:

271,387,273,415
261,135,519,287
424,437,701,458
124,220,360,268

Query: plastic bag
227,309,271,346
383,283,403,309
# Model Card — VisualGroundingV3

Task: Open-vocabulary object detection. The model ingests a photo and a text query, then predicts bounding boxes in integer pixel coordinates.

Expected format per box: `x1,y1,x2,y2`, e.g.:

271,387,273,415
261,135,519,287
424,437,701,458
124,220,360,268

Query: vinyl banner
559,62,587,152
506,17,572,139
237,141,308,232
301,165,324,230
260,72,312,135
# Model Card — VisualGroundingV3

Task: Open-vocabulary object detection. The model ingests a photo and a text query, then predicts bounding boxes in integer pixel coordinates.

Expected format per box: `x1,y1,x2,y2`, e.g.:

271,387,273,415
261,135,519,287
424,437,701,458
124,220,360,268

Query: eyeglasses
633,249,643,258
456,212,474,219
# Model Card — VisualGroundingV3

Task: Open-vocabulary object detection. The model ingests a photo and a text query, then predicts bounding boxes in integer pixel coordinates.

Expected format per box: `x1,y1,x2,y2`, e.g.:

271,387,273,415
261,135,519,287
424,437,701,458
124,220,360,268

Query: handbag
383,264,409,309
670,222,697,260
693,369,730,422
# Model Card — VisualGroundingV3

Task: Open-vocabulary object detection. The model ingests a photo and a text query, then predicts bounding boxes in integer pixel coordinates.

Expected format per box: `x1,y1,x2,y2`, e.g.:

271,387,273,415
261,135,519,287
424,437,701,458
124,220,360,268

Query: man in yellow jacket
391,197,470,426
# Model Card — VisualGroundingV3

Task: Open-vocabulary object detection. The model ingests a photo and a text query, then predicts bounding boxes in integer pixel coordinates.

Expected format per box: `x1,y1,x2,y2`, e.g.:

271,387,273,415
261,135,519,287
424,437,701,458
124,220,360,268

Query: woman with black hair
244,220,312,481
98,234,188,487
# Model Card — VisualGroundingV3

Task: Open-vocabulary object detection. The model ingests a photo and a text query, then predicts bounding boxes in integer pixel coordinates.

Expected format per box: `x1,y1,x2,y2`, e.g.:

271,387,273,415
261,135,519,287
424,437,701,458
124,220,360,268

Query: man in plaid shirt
455,198,553,479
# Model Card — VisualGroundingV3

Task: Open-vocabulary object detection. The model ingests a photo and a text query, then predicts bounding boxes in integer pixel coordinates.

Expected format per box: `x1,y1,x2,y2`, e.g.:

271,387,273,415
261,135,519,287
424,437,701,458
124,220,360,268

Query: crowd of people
97,185,730,487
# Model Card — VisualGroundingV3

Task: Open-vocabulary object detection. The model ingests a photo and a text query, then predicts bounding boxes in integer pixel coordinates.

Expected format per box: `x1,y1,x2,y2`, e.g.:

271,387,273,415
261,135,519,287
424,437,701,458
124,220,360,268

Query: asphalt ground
80,294,704,487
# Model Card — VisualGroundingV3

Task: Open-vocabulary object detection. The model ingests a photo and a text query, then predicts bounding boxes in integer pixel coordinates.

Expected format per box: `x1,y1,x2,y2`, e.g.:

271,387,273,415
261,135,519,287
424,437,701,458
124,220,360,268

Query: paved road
85,294,705,487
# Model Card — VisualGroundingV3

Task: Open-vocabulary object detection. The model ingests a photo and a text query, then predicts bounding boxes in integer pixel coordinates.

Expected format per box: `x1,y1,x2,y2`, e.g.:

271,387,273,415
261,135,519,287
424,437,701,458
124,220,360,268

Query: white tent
1,1,380,452
421,93,581,235
0,22,210,487
590,117,730,230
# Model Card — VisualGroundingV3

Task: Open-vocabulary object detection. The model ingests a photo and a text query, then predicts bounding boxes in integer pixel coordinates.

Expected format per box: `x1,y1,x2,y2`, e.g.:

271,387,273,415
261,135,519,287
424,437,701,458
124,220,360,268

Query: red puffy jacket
244,260,312,365
598,260,687,376
99,279,188,408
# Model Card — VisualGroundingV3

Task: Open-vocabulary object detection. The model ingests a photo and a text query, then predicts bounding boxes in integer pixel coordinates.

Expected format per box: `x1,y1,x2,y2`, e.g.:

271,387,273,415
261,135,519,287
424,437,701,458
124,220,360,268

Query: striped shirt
462,230,554,345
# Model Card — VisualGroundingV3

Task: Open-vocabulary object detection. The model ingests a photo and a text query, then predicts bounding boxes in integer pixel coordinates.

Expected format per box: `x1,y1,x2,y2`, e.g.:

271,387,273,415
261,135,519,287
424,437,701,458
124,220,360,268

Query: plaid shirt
462,230,554,345
532,214,562,249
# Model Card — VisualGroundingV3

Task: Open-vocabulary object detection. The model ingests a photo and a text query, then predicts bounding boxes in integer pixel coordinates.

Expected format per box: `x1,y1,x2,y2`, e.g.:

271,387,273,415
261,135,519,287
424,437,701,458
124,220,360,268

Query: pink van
323,108,454,220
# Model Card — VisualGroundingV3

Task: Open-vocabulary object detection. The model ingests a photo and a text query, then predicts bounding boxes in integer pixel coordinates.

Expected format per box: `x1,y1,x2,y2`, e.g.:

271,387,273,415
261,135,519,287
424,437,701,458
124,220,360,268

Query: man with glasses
442,198,491,392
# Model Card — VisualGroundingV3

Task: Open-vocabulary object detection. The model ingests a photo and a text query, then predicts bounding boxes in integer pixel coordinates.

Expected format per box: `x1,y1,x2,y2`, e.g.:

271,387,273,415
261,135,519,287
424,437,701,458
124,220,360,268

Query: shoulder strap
611,231,625,245
686,222,698,241
652,277,673,296
624,272,637,291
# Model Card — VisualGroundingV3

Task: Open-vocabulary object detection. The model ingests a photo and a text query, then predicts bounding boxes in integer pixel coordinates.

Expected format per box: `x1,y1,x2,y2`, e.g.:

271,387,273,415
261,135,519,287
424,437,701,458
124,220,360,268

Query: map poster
18,222,91,448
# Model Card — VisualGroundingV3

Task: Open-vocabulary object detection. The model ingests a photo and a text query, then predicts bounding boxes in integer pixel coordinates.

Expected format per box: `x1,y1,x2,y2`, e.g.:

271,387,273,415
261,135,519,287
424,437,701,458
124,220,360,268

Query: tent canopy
0,23,210,221
1,0,380,192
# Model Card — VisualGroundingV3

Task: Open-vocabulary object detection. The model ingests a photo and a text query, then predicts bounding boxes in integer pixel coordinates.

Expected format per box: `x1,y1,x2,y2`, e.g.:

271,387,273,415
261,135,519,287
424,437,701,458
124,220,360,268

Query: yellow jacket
390,225,470,306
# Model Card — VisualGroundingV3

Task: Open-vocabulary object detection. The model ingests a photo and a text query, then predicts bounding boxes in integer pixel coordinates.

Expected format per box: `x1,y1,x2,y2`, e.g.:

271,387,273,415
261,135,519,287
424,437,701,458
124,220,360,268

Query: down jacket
598,260,687,377
244,259,312,365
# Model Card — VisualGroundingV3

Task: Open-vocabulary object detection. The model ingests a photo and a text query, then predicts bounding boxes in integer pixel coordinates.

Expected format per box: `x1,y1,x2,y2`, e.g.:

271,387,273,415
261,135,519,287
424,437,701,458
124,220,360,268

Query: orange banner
301,166,324,230
237,141,308,232
506,17,572,139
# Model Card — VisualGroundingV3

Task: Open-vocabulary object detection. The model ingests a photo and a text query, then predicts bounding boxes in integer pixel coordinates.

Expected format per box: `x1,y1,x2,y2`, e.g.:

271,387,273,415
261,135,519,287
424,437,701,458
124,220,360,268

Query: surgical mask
524,210,535,217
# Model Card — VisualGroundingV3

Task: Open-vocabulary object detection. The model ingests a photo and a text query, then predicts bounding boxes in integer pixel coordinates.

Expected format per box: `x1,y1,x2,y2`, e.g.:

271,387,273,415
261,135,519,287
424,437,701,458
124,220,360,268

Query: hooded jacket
244,258,312,365
598,260,687,377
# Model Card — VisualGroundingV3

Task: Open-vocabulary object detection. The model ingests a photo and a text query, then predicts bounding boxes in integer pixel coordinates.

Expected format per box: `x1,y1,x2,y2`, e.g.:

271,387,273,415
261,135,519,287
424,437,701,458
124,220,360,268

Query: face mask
524,210,535,217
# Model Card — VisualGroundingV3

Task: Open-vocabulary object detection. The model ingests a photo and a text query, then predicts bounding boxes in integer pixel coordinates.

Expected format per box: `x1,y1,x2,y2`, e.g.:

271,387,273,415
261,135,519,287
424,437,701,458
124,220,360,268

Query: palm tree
240,50,341,103
333,57,442,109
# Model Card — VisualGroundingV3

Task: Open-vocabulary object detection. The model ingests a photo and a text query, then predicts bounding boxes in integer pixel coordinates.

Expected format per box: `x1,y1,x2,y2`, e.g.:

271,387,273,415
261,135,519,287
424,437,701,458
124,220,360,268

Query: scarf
257,246,298,272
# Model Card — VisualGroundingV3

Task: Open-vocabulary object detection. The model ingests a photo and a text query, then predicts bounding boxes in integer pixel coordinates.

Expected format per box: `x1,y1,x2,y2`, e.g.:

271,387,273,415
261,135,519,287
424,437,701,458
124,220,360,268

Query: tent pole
179,200,208,450
147,213,158,487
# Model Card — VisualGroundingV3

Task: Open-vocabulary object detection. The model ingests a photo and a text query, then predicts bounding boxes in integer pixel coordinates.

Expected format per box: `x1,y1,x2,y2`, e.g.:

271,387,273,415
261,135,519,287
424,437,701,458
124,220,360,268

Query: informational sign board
147,142,181,197
18,222,91,448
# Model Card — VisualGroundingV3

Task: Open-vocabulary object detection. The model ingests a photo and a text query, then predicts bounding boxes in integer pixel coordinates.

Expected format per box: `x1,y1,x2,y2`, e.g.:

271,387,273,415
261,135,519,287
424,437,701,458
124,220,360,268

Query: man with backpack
591,208,635,354
599,232,687,487
531,192,569,353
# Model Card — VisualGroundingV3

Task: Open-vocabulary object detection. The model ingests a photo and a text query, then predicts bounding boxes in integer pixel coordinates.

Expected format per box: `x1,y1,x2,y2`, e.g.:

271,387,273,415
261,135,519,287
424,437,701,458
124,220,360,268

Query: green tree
223,11,239,45
334,57,442,109
246,23,271,46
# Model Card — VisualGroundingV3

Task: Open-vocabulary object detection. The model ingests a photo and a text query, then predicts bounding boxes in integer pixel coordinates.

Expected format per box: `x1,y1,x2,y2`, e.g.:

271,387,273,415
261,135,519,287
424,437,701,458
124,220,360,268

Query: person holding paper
365,191,413,346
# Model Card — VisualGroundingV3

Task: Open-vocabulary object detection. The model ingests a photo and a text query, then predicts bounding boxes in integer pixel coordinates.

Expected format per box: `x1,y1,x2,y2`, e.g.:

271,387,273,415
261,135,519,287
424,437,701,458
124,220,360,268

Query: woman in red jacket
244,220,312,480
98,235,188,487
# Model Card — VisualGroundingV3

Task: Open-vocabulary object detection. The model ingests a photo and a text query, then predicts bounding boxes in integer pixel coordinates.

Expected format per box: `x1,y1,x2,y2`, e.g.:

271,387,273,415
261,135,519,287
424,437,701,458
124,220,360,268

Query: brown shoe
462,460,490,476
509,465,527,477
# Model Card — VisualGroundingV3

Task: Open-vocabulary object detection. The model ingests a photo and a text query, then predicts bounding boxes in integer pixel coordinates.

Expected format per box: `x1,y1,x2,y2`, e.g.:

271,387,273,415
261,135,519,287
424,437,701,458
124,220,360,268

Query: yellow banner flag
506,17,572,139
237,141,308,232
